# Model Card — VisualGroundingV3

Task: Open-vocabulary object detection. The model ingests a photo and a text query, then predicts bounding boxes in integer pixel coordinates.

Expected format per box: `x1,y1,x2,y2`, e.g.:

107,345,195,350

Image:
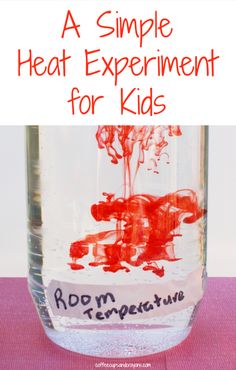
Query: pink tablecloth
0,278,235,370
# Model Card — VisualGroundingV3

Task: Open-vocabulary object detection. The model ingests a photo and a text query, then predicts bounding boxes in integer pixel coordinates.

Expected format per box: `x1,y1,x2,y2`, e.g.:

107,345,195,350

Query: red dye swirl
69,126,206,277
96,126,182,195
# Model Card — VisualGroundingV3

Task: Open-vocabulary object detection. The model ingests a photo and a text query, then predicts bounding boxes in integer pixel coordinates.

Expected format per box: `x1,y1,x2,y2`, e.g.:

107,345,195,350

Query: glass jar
26,125,208,357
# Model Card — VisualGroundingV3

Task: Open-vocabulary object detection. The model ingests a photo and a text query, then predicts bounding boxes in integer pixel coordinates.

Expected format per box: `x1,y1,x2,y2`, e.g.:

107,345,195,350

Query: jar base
45,326,192,357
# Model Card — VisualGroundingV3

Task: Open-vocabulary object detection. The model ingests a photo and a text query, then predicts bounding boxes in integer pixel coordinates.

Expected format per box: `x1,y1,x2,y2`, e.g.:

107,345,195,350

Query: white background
0,126,235,277
0,1,235,276
0,0,236,124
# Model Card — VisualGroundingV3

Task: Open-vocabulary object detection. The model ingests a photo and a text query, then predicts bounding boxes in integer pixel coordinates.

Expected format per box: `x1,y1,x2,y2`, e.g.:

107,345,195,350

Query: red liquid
69,126,206,277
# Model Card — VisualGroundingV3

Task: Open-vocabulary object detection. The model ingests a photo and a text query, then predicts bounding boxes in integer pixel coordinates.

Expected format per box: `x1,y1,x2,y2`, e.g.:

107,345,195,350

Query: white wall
0,127,27,276
207,127,236,276
0,126,235,277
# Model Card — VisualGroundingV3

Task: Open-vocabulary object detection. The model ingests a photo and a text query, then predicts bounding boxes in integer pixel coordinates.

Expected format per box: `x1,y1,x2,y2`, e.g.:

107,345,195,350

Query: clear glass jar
26,125,208,357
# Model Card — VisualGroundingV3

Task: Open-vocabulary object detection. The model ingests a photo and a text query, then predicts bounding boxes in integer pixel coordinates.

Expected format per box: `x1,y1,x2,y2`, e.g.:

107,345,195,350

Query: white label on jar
46,268,204,322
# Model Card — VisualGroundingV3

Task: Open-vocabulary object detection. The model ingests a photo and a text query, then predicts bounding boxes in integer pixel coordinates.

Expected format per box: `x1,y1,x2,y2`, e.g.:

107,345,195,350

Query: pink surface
0,278,235,370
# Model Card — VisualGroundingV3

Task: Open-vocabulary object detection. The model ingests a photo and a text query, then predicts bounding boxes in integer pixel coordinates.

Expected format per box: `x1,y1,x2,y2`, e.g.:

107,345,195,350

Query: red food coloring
69,126,206,277
68,262,85,270
143,265,165,277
